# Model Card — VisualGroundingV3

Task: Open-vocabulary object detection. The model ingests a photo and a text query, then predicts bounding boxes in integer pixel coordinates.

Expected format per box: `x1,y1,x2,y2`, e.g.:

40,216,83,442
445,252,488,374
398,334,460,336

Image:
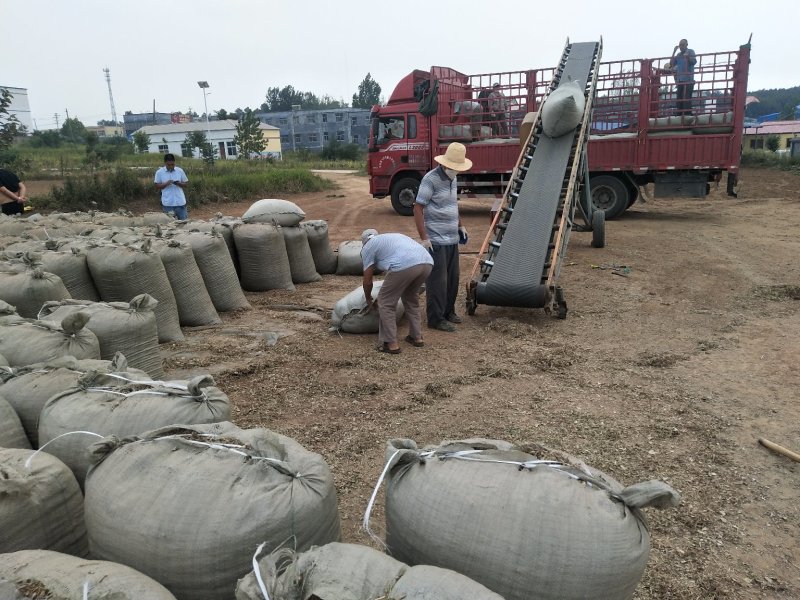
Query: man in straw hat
361,228,434,353
413,142,472,333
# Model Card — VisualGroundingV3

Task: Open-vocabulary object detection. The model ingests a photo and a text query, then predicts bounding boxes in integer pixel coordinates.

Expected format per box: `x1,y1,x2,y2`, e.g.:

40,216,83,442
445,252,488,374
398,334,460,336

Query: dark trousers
426,244,459,326
1,201,23,216
676,81,695,116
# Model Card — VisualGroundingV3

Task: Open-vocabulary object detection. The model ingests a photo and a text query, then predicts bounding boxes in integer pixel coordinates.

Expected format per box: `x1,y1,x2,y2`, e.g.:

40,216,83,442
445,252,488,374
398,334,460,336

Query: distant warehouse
1,86,33,133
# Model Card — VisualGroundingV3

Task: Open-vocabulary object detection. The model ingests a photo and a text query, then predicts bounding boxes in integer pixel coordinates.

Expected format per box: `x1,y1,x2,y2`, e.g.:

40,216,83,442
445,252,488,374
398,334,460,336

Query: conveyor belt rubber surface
475,42,598,308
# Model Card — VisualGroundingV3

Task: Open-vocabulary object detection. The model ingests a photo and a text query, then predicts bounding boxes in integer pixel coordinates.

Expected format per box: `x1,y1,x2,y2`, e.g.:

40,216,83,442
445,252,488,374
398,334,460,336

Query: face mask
444,168,458,179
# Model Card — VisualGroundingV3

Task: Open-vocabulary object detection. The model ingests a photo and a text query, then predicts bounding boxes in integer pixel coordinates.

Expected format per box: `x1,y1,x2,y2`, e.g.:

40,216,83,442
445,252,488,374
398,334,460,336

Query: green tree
234,108,267,158
216,109,229,120
352,73,382,109
60,117,88,143
0,88,21,151
765,134,780,152
133,129,151,153
29,129,62,148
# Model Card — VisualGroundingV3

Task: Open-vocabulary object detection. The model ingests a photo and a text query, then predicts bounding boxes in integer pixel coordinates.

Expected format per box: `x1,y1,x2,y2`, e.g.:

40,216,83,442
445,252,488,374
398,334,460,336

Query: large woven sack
281,226,321,284
85,422,341,600
233,223,295,292
39,374,230,488
301,220,337,274
40,247,101,301
335,240,363,275
541,80,586,138
143,211,175,226
39,295,164,378
179,217,240,270
0,394,30,449
157,240,221,326
235,542,504,600
86,240,183,343
0,448,88,556
0,314,101,368
242,199,305,226
382,438,681,600
0,550,177,600
0,266,71,318
331,282,404,334
174,230,250,312
0,354,149,447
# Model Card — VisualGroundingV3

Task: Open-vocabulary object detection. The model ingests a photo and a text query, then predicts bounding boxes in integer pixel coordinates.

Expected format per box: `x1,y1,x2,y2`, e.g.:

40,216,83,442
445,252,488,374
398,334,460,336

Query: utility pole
65,108,70,120
54,113,60,128
104,67,118,124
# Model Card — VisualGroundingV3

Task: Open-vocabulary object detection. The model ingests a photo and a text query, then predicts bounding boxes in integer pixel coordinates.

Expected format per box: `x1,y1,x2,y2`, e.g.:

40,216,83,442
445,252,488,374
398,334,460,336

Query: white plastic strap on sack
155,435,303,478
362,449,402,549
24,430,104,469
251,542,271,600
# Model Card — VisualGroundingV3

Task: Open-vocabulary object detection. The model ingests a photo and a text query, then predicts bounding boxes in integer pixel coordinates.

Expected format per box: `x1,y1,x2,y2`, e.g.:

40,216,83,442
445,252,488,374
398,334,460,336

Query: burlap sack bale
541,79,586,138
0,550,178,600
143,211,175,226
0,219,29,237
40,247,101,301
0,447,88,556
0,261,71,318
174,230,250,312
39,295,164,378
94,213,138,228
335,240,364,275
110,228,144,245
85,422,341,600
0,393,30,449
178,216,241,271
301,220,337,274
281,225,321,284
241,198,305,226
381,438,681,600
155,240,221,326
0,354,149,447
235,542,505,600
331,282,404,334
233,222,295,292
0,299,22,325
86,240,183,343
2,239,45,254
0,314,101,368
38,374,230,488
0,353,8,366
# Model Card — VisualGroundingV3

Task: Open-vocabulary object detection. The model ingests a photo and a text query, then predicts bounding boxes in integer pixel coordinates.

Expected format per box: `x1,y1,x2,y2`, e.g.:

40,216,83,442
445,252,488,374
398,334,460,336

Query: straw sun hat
434,142,473,172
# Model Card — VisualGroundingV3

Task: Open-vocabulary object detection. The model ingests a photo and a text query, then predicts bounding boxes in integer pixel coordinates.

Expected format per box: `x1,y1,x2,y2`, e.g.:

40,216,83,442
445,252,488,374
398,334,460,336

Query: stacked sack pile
0,202,683,599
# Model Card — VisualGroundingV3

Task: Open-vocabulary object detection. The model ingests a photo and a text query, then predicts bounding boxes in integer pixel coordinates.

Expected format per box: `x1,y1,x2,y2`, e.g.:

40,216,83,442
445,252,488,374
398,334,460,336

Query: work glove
421,239,433,251
458,226,469,245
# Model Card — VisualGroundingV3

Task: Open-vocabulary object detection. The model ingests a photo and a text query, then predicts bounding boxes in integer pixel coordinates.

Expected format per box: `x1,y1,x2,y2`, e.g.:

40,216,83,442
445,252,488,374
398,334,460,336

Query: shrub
43,167,147,211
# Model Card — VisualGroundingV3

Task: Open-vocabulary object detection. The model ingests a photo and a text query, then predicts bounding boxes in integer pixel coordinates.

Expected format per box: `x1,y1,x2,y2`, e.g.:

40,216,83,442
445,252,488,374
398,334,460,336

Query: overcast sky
4,0,795,130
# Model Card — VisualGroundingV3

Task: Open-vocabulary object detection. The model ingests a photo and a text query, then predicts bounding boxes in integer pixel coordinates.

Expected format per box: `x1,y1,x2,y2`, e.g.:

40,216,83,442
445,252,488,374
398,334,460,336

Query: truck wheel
591,210,605,248
590,175,629,220
390,177,419,216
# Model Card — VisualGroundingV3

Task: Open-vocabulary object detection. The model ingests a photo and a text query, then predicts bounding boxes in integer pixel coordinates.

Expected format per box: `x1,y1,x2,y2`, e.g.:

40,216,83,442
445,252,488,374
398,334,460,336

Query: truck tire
590,175,629,220
591,210,605,248
390,177,419,217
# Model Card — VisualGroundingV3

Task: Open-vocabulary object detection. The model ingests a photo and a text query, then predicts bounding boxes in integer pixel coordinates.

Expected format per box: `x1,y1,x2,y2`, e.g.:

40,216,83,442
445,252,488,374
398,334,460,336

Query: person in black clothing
0,169,27,215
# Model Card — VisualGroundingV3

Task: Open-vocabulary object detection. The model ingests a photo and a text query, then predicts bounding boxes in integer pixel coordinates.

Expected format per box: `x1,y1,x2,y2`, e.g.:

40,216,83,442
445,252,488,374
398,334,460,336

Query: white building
1,86,33,133
135,120,281,159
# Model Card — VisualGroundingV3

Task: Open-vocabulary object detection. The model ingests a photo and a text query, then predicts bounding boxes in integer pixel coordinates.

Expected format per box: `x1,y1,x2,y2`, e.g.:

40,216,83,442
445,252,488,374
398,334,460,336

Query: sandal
404,335,425,348
378,343,401,354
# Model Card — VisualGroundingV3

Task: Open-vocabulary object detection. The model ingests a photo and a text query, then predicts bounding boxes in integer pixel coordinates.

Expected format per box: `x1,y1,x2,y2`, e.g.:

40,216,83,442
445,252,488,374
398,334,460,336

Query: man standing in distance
0,168,28,215
670,39,697,117
414,142,471,332
154,153,189,220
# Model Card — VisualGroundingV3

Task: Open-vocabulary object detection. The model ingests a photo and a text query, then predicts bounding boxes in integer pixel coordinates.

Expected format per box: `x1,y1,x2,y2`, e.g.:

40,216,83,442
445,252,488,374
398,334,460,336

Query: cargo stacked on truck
367,40,751,218
464,40,602,319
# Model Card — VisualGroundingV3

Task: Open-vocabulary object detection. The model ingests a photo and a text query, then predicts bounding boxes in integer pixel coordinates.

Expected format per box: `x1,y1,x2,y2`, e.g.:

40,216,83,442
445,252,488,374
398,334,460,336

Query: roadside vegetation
741,149,800,172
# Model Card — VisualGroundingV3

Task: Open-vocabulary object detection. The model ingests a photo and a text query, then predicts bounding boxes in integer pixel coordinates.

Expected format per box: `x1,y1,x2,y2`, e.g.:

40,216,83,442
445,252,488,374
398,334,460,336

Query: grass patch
751,284,800,301
741,151,800,172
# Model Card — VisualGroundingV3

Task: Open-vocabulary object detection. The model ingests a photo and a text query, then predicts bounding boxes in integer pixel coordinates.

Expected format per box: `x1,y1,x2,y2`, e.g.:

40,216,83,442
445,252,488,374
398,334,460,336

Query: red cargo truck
368,41,751,218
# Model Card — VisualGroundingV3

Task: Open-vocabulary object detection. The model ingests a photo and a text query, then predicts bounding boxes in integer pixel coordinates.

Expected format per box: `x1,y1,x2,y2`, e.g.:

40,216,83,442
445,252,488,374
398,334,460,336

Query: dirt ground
33,167,800,598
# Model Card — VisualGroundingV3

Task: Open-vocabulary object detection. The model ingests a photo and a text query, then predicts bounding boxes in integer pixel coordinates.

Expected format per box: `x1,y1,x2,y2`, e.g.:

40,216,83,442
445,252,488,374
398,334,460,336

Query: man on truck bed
414,143,472,332
670,39,697,116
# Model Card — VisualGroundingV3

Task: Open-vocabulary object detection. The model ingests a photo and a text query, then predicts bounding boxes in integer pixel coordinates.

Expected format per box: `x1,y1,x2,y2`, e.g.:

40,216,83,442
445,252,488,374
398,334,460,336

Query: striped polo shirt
415,166,459,245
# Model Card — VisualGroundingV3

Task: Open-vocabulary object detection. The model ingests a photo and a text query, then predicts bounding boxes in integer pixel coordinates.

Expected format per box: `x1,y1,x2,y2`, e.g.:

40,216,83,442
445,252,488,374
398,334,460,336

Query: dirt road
162,167,799,598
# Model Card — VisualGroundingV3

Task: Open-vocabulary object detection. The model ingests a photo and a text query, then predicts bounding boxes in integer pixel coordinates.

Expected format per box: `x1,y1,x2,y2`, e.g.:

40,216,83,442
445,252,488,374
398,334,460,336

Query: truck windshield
374,116,405,145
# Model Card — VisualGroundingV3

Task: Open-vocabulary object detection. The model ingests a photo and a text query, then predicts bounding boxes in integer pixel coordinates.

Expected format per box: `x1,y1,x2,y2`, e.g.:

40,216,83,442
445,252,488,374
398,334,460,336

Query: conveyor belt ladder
466,39,602,319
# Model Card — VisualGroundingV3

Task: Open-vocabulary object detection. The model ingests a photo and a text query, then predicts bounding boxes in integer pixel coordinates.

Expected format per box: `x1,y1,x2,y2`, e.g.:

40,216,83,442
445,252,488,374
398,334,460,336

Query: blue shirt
361,233,433,272
672,49,696,83
415,166,459,245
154,165,188,206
